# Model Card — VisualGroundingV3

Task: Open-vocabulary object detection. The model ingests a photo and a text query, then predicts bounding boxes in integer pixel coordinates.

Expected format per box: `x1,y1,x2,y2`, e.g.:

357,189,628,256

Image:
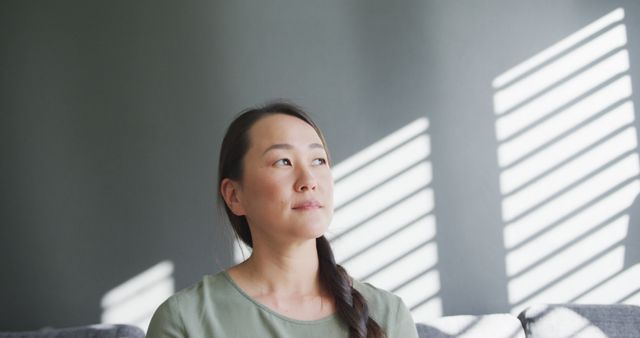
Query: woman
147,101,419,338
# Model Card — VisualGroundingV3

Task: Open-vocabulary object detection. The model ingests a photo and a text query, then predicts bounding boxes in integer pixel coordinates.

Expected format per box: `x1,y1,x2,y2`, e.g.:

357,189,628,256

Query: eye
313,158,327,166
274,158,292,166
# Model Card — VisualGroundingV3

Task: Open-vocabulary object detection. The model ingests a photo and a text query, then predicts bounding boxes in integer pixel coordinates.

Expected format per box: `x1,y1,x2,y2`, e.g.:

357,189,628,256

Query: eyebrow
262,143,325,156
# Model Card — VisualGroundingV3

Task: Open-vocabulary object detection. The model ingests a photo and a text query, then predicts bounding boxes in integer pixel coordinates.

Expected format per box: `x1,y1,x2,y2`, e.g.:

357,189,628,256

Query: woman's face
232,113,334,244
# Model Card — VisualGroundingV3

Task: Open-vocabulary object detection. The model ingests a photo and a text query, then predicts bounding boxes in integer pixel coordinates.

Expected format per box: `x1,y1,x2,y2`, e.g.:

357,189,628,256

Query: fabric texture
0,324,145,338
518,304,640,338
416,314,525,338
146,271,419,338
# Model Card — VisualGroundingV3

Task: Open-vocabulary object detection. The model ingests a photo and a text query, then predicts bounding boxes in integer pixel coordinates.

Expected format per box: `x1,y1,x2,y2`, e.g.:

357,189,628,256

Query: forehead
248,114,323,150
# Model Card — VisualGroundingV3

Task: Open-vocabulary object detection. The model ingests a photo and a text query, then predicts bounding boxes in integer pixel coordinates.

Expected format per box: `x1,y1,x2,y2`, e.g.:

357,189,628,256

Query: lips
293,200,322,209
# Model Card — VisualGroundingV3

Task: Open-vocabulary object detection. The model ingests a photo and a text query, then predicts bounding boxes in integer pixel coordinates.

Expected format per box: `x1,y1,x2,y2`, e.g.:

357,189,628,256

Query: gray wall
2,0,639,330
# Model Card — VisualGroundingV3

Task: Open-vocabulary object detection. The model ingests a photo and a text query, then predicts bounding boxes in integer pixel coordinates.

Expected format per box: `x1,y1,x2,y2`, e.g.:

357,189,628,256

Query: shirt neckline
219,270,340,325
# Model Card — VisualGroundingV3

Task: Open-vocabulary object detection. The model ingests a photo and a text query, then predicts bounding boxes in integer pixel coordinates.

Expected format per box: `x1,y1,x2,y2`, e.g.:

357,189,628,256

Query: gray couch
2,304,638,338
0,324,145,338
417,304,640,338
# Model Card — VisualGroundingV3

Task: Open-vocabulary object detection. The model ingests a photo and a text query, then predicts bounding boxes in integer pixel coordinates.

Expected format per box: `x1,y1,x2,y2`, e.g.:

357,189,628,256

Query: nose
295,166,318,192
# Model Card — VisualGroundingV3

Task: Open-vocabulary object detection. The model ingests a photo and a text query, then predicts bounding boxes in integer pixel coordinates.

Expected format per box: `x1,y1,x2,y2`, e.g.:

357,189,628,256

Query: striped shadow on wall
492,7,640,314
326,117,441,322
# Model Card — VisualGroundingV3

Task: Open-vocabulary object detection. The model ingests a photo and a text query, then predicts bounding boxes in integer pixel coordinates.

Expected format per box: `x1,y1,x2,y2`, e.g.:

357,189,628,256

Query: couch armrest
0,324,145,338
518,304,640,338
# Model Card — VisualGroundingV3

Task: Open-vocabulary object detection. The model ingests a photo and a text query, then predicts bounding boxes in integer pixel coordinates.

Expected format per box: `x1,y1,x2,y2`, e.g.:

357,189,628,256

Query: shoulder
161,272,232,311
147,272,231,336
352,279,419,338
352,279,404,312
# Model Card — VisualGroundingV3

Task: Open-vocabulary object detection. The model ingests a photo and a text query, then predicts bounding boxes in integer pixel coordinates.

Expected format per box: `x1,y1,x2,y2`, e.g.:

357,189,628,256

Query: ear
220,178,246,216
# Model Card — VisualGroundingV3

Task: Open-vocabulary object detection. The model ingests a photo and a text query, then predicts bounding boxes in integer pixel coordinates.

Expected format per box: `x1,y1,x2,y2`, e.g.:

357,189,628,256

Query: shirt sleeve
393,298,419,338
146,296,186,338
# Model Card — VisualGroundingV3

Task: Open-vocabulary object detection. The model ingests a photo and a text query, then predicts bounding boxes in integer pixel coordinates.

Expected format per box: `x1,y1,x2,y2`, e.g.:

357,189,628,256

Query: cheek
249,177,289,207
320,171,334,192
319,171,334,209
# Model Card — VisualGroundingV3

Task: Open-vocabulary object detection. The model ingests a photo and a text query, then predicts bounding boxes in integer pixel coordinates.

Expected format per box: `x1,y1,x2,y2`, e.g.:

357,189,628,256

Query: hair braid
317,236,387,338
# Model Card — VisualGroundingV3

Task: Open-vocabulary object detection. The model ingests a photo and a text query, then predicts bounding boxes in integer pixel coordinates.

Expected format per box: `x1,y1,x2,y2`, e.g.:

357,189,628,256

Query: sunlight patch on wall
233,234,251,263
326,118,441,322
492,8,640,314
100,261,174,331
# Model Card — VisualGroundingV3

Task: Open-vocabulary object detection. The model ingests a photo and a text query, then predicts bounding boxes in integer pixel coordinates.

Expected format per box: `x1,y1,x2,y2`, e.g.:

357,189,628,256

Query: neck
241,238,323,297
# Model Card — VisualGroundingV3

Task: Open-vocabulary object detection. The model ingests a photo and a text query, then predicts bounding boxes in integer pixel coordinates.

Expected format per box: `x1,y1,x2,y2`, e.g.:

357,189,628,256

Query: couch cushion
0,324,145,338
417,314,525,338
518,304,640,338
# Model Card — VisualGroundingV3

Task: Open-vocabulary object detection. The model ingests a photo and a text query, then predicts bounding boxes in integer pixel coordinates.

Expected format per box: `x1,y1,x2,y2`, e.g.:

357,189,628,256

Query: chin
298,222,329,240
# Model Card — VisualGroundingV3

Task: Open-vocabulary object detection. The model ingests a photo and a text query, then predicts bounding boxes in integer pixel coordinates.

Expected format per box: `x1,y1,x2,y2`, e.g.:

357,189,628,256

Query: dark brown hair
217,101,387,338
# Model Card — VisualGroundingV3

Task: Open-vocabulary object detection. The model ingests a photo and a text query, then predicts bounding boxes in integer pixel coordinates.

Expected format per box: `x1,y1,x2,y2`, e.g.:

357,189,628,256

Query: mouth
293,201,322,210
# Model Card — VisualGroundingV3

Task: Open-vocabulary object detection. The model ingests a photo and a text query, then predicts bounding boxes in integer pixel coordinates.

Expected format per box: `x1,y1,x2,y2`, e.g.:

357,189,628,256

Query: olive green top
146,271,419,338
